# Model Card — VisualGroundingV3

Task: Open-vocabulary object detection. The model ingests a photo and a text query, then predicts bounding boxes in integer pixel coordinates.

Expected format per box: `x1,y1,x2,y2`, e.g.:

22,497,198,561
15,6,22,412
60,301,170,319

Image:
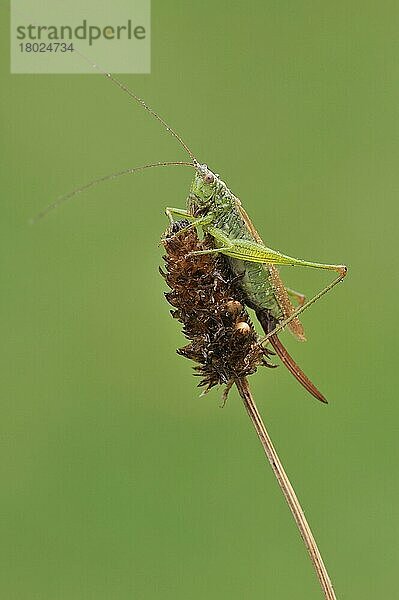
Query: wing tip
269,334,328,405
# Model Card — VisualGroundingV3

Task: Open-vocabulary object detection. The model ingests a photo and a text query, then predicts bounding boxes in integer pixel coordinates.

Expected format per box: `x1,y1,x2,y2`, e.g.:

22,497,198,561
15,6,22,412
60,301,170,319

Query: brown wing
235,200,306,341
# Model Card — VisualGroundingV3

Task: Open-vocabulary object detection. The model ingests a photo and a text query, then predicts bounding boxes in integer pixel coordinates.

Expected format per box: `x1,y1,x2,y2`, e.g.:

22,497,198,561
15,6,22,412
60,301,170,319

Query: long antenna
31,161,194,223
75,48,197,161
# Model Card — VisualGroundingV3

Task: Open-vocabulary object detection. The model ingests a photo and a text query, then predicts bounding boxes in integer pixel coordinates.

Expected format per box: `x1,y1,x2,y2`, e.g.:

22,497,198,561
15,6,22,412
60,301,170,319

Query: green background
1,2,398,598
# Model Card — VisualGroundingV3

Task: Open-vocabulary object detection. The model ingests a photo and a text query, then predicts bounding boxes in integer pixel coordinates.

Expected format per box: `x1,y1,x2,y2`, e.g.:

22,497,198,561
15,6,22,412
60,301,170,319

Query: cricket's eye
204,172,214,184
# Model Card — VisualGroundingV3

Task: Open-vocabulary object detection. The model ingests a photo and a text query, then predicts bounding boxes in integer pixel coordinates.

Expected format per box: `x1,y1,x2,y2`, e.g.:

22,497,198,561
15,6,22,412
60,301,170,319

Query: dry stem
235,377,337,600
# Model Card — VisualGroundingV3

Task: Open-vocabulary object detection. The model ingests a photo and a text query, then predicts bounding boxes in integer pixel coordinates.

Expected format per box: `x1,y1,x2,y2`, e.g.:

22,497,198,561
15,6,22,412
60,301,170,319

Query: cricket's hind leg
286,287,306,307
201,226,347,343
188,225,347,345
261,266,347,344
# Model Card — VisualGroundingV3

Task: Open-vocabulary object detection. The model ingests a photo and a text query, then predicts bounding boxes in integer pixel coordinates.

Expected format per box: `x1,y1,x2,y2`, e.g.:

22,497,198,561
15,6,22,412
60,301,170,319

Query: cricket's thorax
188,167,283,320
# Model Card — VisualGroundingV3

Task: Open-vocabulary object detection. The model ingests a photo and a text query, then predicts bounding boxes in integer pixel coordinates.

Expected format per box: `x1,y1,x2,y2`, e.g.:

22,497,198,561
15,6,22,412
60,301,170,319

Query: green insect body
166,164,347,403
188,169,283,319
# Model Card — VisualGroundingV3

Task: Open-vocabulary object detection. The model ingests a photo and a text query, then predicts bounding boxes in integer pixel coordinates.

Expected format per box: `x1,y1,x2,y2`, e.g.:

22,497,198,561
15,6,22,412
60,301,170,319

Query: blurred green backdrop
1,1,398,598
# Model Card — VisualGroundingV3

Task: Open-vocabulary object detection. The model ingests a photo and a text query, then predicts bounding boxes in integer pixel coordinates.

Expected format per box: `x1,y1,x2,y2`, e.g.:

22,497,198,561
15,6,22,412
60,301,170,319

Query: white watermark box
11,0,150,74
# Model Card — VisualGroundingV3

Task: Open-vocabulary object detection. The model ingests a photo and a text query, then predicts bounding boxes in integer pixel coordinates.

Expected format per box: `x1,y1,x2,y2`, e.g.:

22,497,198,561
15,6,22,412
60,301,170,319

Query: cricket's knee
165,207,174,223
327,264,347,277
296,293,306,306
286,287,306,307
165,206,190,218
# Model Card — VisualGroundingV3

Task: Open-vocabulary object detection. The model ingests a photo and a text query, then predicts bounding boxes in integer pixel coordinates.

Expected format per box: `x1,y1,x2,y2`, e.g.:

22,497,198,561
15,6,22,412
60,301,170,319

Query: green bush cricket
35,71,347,403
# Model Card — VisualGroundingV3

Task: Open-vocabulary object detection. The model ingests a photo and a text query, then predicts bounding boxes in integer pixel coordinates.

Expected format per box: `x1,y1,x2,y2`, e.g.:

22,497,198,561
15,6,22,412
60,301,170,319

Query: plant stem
235,377,337,600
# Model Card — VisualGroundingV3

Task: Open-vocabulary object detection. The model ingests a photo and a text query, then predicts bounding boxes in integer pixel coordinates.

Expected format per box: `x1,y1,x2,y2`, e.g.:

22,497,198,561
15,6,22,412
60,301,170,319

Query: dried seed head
225,300,243,317
161,220,274,397
235,321,251,335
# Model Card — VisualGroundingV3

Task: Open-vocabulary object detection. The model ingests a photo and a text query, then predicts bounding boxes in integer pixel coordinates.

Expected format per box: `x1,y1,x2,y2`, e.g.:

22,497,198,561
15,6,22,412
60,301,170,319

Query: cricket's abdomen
213,205,284,319
229,258,283,317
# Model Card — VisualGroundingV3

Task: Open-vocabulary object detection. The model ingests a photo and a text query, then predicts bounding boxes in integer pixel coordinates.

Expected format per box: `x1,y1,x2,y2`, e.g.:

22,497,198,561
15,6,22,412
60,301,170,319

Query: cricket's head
189,162,231,212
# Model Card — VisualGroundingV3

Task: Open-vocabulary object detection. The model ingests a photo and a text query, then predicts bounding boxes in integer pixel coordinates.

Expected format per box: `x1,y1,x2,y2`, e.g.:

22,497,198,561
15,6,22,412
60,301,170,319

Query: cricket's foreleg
165,207,214,239
165,206,192,224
